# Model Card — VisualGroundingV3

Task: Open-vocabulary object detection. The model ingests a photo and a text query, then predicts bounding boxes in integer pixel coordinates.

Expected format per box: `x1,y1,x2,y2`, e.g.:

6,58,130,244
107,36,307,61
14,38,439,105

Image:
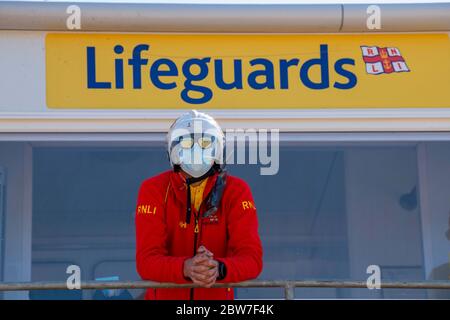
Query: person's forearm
136,253,191,284
215,253,263,283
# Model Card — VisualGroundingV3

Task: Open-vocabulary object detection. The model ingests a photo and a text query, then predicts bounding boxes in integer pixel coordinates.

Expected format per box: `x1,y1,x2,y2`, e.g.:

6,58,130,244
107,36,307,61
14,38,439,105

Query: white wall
0,31,46,113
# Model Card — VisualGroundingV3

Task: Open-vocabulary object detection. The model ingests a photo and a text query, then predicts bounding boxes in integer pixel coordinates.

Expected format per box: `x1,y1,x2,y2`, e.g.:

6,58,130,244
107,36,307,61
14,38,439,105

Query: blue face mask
179,143,214,178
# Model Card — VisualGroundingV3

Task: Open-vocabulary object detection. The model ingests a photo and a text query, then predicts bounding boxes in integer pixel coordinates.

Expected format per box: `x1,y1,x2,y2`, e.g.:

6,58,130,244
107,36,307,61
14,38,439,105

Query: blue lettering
280,59,300,89
150,58,178,90
127,44,149,89
300,44,330,90
334,58,357,89
248,58,275,89
85,43,359,104
86,47,111,89
181,58,213,104
214,59,243,90
114,45,124,89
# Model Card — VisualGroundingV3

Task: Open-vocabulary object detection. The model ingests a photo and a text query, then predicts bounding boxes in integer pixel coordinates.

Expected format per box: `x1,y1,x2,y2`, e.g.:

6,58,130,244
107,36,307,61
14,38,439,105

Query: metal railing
0,280,449,300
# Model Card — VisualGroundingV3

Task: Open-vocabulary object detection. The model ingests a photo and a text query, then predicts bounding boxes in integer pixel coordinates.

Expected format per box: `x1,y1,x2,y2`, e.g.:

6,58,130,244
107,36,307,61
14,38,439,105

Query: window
0,134,448,299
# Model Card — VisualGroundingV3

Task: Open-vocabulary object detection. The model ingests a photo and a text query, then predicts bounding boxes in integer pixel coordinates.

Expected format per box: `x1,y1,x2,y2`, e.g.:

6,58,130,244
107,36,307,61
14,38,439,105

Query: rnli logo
242,200,256,211
136,204,157,215
361,46,410,75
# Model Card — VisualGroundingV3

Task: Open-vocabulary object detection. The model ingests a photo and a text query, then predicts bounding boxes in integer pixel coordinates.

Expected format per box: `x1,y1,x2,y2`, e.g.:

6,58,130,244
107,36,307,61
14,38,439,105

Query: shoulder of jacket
225,174,252,193
139,170,172,193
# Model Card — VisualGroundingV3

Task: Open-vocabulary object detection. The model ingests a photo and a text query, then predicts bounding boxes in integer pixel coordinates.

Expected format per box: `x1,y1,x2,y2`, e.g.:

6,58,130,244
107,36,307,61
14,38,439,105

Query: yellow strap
164,181,171,204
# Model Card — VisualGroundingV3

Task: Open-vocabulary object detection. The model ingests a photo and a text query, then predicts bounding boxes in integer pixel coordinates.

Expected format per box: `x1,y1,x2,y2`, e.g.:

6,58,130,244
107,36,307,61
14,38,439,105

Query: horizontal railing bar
0,280,449,292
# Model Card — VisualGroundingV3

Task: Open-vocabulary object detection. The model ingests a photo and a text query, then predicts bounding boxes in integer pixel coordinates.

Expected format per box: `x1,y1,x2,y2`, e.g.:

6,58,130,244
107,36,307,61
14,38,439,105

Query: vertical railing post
284,282,295,300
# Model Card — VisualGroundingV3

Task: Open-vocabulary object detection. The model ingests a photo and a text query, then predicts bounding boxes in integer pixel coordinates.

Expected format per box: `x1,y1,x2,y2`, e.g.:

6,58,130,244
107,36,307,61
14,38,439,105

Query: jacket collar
169,170,218,207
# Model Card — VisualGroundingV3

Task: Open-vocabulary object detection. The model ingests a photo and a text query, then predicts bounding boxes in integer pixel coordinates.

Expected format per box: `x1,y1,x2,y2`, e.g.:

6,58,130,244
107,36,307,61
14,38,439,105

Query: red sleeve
135,179,190,284
216,178,263,283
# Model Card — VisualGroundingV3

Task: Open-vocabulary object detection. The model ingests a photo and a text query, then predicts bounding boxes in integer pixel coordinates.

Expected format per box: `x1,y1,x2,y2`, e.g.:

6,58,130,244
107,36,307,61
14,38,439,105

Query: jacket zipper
190,214,200,300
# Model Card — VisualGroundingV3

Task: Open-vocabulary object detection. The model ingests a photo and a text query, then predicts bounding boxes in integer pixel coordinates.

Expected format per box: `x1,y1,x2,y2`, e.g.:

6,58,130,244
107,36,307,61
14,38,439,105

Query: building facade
0,2,449,299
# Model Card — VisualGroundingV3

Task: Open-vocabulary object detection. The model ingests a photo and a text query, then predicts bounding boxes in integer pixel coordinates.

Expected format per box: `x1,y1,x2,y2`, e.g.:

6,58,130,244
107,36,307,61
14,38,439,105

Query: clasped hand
183,245,219,288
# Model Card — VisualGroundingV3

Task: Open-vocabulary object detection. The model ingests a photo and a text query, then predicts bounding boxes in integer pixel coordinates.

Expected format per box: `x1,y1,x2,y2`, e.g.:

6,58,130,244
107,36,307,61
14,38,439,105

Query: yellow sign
46,33,450,109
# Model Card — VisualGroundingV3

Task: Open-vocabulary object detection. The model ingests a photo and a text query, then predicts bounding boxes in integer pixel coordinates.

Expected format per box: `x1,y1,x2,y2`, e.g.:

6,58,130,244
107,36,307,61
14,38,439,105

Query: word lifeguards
86,44,357,105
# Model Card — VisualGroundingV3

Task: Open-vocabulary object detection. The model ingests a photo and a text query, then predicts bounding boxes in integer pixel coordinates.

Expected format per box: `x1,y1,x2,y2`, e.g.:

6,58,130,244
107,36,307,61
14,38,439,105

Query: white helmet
167,110,225,178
